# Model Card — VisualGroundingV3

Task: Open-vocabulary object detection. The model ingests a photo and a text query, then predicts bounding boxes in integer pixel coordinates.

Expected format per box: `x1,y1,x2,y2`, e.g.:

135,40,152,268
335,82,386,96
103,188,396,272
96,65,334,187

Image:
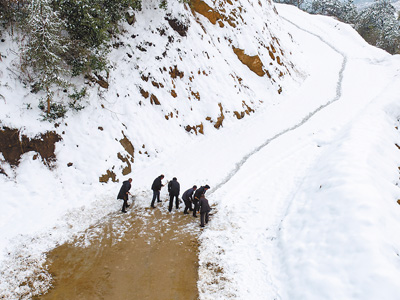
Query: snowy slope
198,5,400,300
1,0,400,299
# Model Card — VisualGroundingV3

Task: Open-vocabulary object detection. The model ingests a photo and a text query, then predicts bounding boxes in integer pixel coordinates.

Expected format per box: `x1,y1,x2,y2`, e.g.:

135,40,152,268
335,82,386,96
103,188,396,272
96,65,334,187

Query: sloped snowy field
1,1,400,299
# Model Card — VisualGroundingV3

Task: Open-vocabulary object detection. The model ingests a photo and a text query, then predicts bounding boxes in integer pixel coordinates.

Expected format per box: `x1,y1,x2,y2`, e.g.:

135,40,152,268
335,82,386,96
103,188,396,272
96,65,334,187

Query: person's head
193,185,197,190
205,184,210,190
173,177,177,181
160,174,164,179
128,178,132,183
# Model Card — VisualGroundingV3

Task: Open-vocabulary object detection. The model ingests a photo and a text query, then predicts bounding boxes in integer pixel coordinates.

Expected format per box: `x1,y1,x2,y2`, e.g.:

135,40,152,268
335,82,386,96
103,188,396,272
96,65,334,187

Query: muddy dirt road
36,201,201,300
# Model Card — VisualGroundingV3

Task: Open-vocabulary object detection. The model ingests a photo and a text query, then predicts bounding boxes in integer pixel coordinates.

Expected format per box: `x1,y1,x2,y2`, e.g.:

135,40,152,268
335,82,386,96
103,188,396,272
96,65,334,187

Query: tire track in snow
210,17,347,195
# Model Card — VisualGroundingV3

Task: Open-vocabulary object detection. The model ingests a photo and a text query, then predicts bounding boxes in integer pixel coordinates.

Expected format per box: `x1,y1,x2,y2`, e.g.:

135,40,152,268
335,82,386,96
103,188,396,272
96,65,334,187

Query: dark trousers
121,195,128,212
183,198,192,213
168,194,179,211
200,212,209,226
193,199,199,217
151,190,160,207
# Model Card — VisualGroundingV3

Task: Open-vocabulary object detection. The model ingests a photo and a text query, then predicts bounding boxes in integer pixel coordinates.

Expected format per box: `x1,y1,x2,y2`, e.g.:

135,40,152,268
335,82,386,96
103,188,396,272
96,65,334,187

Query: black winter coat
168,179,180,196
182,187,195,201
117,180,131,199
193,186,207,201
151,176,163,191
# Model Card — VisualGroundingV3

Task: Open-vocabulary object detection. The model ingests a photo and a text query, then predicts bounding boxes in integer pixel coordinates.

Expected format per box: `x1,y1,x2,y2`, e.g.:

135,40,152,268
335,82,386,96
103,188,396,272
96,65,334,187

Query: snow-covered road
198,5,400,300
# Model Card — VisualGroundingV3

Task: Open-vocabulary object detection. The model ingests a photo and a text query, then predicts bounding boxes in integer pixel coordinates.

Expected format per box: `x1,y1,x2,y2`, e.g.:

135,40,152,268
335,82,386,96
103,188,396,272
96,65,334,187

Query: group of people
117,175,211,227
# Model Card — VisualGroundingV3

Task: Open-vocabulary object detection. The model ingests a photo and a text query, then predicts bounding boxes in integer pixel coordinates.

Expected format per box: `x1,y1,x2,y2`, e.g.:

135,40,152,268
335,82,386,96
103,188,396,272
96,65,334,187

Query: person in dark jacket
182,185,197,214
193,184,210,217
199,194,211,227
117,178,132,213
167,177,180,212
151,174,164,208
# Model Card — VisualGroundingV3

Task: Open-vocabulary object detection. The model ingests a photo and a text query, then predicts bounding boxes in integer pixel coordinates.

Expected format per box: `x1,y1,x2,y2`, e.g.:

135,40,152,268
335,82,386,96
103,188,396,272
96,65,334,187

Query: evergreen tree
308,0,357,23
274,0,305,9
309,0,343,17
356,0,400,54
20,0,70,115
340,0,357,24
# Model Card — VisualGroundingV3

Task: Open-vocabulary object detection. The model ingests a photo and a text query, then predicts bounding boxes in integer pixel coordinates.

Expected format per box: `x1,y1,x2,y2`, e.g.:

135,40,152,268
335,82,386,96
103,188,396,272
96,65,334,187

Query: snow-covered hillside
1,0,400,299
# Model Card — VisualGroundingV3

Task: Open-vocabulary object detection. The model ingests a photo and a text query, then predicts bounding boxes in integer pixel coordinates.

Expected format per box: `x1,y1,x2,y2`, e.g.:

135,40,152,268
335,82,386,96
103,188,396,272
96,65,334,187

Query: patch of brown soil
119,132,135,158
185,123,204,135
140,88,149,99
214,103,225,129
190,0,237,28
191,0,222,25
0,126,61,167
169,65,184,79
191,90,201,101
232,47,265,77
233,111,245,119
234,100,255,119
36,207,199,300
165,16,189,37
99,169,118,183
150,94,161,105
170,90,178,98
117,153,131,176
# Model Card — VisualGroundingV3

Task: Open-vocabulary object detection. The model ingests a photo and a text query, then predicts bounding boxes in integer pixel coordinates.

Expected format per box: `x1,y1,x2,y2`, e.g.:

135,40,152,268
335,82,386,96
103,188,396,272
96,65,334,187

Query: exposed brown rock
150,94,161,105
243,101,255,114
165,16,189,37
191,90,200,101
190,0,237,28
119,132,135,158
191,0,222,25
270,43,277,53
126,12,136,25
232,46,265,77
0,126,61,167
185,123,204,135
170,90,177,98
117,152,132,176
214,103,225,129
169,66,184,79
268,50,275,61
99,169,118,183
234,111,245,119
233,101,255,120
140,88,149,99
